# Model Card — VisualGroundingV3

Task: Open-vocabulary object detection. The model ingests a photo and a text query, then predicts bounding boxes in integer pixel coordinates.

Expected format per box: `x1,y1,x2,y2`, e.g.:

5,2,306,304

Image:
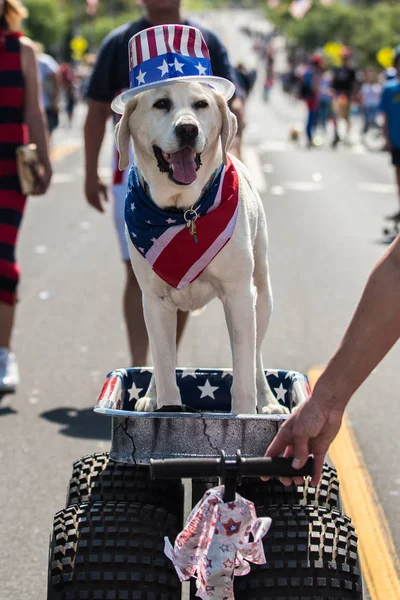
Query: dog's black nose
175,123,199,141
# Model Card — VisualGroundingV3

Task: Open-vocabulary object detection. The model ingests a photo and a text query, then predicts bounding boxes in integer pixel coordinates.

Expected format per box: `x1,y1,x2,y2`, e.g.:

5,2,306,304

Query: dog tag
190,219,198,243
184,208,198,243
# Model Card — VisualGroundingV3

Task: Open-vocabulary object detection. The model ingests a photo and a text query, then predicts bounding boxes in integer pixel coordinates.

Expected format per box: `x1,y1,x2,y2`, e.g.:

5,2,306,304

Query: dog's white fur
116,81,288,415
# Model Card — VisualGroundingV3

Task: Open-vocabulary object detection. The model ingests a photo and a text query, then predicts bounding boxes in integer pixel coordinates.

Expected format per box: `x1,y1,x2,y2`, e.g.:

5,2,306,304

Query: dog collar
125,157,239,289
138,166,223,243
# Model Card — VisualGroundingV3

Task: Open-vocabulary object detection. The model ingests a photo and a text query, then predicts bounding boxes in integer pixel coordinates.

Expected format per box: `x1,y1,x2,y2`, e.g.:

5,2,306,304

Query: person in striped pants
0,0,52,392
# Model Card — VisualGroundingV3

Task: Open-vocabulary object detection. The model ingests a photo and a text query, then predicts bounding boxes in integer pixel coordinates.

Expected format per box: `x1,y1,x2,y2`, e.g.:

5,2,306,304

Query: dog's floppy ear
216,93,238,165
115,97,137,170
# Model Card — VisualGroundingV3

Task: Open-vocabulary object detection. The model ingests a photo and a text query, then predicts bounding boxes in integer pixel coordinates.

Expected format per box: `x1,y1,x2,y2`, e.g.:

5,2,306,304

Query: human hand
85,174,108,213
264,394,344,487
31,162,52,195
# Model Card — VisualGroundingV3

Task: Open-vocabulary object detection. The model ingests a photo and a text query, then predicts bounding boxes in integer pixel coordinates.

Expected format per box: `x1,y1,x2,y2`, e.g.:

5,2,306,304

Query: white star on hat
131,202,135,211
166,217,176,224
157,59,169,77
195,62,207,76
128,381,143,401
174,58,184,73
198,378,219,399
136,70,146,85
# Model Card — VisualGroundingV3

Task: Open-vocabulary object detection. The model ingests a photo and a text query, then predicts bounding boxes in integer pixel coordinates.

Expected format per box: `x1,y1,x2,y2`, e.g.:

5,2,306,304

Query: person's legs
343,96,352,138
393,164,400,219
123,261,148,366
318,99,329,131
306,109,317,145
362,108,369,135
386,154,400,221
0,302,15,348
123,262,189,366
396,166,400,205
331,96,340,147
0,296,19,392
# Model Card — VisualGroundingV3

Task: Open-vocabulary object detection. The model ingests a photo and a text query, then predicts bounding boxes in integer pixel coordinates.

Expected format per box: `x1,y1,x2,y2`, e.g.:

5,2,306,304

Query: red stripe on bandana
153,159,239,288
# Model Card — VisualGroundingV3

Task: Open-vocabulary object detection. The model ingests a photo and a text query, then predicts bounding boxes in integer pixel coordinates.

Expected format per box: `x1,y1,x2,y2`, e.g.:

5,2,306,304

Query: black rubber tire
47,501,181,600
67,453,184,520
191,463,340,511
238,463,341,510
233,504,363,599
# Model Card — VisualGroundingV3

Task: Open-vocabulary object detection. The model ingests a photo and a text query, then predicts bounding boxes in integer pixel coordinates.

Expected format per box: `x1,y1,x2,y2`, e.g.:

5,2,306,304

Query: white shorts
111,131,132,262
112,177,130,261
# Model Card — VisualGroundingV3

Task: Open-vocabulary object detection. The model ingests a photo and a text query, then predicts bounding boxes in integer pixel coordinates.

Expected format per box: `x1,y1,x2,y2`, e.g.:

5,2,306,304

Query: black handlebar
150,454,314,480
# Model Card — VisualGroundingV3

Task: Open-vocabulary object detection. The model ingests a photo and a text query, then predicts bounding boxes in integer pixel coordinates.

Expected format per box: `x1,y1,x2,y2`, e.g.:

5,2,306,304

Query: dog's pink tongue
169,148,197,184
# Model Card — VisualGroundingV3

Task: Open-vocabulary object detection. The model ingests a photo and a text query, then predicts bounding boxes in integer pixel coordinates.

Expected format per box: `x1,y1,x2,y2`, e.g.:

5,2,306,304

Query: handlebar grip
150,457,220,479
241,456,314,478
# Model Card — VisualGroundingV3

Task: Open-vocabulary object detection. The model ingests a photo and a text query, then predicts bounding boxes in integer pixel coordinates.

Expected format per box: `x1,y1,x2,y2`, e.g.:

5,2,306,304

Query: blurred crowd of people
282,47,396,149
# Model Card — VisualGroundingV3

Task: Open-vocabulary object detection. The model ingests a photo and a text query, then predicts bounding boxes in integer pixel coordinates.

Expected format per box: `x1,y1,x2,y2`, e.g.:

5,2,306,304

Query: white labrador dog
116,81,288,416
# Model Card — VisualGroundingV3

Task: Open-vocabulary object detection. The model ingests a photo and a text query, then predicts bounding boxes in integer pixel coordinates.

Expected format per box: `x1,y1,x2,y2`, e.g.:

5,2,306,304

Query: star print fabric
164,486,271,599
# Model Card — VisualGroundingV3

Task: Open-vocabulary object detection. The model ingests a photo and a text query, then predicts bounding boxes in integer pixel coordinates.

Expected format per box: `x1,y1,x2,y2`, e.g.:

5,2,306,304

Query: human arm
84,100,110,212
382,113,391,150
228,96,244,159
265,234,400,485
20,38,52,194
379,87,391,150
84,33,120,212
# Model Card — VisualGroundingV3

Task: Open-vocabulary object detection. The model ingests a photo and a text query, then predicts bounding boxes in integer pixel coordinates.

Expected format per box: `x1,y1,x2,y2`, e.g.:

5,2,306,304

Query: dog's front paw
261,401,290,415
135,396,158,412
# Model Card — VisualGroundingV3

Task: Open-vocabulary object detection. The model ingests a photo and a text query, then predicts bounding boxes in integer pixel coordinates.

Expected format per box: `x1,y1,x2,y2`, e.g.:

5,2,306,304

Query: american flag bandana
124,157,239,289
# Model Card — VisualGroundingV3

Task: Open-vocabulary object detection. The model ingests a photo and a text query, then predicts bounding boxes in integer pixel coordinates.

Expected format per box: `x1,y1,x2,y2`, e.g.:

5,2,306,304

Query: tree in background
24,0,68,50
266,0,400,68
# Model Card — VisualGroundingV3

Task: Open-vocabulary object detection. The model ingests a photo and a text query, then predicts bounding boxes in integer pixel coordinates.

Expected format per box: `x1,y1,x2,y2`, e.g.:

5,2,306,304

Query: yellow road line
308,366,400,600
50,142,81,162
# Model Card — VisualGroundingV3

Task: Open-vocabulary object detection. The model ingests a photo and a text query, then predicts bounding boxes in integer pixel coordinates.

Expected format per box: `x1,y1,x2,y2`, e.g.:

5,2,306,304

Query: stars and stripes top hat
111,25,235,114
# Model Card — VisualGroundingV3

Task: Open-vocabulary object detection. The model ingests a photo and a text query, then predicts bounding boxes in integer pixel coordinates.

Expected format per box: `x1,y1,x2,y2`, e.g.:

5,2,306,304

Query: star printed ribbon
164,486,272,599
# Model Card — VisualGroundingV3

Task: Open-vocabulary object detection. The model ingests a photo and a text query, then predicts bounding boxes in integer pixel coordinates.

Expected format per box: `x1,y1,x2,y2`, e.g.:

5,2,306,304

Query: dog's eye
193,100,209,109
153,98,171,110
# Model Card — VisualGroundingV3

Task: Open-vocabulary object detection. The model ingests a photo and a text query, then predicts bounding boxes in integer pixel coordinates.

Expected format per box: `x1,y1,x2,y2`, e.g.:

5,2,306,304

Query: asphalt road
1,9,399,600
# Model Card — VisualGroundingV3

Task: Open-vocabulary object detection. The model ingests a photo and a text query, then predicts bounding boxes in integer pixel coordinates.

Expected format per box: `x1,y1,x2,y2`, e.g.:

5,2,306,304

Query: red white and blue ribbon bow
164,486,272,599
124,157,239,289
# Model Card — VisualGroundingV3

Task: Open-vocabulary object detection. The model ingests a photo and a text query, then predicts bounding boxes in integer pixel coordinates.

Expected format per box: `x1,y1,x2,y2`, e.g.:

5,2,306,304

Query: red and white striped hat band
111,25,235,114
